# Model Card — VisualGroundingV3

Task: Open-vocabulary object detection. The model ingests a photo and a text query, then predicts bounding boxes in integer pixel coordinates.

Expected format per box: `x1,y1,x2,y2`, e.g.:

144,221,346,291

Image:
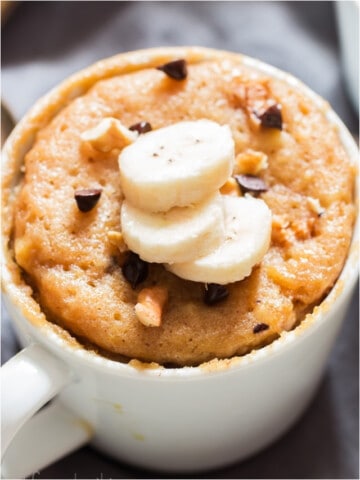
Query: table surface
2,1,359,479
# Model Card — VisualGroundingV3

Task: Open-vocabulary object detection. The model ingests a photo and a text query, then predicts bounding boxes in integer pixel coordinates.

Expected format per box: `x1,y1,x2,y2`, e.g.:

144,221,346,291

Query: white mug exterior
2,396,91,478
1,48,359,476
2,283,356,475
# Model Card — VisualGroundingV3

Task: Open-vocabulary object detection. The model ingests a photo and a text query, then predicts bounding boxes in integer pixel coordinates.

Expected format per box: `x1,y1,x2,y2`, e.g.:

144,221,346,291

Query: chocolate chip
204,283,229,305
122,252,149,289
234,175,268,194
257,104,282,130
156,59,188,80
253,323,269,333
129,121,152,134
74,188,102,212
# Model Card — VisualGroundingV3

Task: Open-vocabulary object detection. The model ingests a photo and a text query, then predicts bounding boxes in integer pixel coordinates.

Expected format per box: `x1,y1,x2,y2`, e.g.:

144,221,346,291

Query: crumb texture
13,56,355,366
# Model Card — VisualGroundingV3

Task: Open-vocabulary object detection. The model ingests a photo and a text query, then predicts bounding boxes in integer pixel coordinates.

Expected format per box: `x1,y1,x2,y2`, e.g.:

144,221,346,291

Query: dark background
2,2,359,479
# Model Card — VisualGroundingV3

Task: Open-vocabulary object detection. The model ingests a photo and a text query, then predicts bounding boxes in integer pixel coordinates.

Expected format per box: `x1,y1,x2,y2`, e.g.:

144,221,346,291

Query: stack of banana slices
119,120,272,285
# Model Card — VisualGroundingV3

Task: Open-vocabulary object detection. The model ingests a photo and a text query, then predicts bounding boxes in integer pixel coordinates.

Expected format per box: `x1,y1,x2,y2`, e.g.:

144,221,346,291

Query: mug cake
3,47,356,367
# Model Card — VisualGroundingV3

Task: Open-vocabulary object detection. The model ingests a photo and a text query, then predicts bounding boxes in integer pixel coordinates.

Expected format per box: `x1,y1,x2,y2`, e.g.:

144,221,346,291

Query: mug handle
1,344,93,478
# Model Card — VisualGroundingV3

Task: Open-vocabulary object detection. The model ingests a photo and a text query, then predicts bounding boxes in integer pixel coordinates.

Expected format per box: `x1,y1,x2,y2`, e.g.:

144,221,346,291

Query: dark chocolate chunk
74,188,102,212
234,175,268,194
204,283,229,305
129,121,152,134
122,252,149,289
257,104,283,130
253,322,269,333
156,59,188,80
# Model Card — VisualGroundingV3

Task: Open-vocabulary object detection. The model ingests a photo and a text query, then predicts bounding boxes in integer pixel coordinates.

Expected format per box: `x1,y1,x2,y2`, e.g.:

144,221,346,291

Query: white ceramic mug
1,48,359,478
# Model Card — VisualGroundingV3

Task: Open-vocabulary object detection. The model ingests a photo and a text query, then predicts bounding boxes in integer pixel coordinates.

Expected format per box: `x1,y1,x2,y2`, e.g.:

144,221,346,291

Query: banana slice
166,196,272,284
119,120,234,212
121,193,225,264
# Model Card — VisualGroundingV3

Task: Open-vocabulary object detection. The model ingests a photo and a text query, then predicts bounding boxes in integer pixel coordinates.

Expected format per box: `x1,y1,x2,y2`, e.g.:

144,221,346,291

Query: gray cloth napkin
2,1,359,478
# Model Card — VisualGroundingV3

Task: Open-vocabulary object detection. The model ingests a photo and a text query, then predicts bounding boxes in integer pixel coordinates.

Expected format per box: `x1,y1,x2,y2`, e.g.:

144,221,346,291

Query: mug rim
1,46,359,378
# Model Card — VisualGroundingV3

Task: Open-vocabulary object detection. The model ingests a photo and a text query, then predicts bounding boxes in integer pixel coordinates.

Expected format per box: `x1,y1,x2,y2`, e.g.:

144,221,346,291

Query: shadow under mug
1,47,359,478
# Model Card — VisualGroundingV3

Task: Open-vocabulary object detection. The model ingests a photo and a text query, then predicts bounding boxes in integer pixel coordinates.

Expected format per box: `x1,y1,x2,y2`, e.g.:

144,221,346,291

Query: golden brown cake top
9,49,356,366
